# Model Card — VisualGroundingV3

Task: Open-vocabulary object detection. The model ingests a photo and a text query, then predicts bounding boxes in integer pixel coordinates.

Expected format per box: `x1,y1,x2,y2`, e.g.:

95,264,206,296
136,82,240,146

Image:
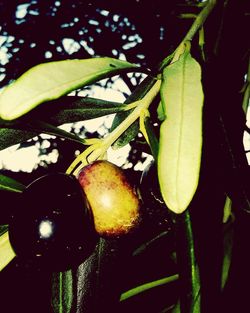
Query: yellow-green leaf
0,57,138,121
158,52,204,214
0,231,15,271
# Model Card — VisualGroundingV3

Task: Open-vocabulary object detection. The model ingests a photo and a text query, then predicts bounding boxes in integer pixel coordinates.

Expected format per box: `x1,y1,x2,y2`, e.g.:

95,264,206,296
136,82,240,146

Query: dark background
0,1,249,312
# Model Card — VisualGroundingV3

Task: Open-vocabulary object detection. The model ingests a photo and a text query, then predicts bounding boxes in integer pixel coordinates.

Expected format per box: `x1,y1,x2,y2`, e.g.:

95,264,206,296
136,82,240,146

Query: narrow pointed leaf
0,96,127,151
0,174,25,192
22,120,85,144
120,274,179,302
44,96,128,125
0,231,16,271
158,52,204,214
0,225,8,236
0,128,37,151
112,115,139,149
175,211,200,313
144,116,159,160
157,101,166,121
0,57,138,120
0,122,82,151
52,270,74,313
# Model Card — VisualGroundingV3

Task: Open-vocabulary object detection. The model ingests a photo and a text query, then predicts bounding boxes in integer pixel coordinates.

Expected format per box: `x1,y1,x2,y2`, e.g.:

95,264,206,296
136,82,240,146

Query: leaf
0,231,16,271
157,101,166,122
175,211,200,313
120,274,179,302
0,225,8,236
44,96,128,125
21,120,85,144
0,174,25,192
0,57,138,121
144,116,159,160
0,120,83,151
158,52,204,214
111,75,157,148
51,270,74,313
112,115,139,149
0,97,131,151
0,128,37,151
221,216,234,289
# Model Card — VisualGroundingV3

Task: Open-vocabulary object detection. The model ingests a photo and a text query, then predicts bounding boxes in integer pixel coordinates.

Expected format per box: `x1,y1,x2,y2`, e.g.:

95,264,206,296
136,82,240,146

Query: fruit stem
66,80,161,175
88,80,161,161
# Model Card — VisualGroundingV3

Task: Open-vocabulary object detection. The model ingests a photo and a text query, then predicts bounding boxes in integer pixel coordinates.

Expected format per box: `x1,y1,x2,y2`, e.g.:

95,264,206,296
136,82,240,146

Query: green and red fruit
77,160,141,238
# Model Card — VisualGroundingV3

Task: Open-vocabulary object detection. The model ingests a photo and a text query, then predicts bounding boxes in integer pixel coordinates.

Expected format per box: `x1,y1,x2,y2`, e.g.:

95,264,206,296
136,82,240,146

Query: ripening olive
77,160,141,238
8,173,98,271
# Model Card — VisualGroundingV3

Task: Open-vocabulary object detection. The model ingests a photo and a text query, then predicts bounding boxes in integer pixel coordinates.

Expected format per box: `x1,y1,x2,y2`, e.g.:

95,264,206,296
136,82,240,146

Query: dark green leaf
42,96,128,125
0,174,25,192
175,211,200,313
21,120,85,144
0,120,83,151
221,217,234,289
0,225,8,236
0,97,131,151
0,128,37,151
0,57,138,121
120,274,179,302
112,116,139,149
144,116,159,160
74,239,124,311
51,270,74,313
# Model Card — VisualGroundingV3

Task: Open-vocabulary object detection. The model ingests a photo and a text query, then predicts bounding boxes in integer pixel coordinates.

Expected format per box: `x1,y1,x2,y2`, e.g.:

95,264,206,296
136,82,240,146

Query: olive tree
0,1,249,312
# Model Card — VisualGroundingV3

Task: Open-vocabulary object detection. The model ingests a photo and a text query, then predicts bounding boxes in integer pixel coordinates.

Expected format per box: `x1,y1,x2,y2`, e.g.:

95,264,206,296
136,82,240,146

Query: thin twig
183,0,217,42
159,0,217,70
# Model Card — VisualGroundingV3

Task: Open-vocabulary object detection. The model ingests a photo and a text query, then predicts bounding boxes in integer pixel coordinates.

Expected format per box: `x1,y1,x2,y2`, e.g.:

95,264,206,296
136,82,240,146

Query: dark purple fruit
8,173,98,271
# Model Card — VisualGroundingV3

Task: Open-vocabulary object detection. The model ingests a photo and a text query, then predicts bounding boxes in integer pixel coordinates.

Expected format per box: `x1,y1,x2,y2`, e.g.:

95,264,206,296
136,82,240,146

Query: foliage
0,1,249,313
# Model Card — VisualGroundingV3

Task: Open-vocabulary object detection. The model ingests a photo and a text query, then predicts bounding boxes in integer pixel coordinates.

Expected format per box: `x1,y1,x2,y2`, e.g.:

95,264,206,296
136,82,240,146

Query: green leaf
0,57,138,121
221,213,234,289
158,52,204,214
144,116,159,160
120,274,179,302
0,97,131,151
175,211,200,313
21,120,85,145
0,225,8,236
223,196,232,224
0,128,37,151
0,121,83,151
44,96,128,125
157,101,166,121
0,231,16,271
0,174,25,192
112,115,139,149
52,270,74,313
